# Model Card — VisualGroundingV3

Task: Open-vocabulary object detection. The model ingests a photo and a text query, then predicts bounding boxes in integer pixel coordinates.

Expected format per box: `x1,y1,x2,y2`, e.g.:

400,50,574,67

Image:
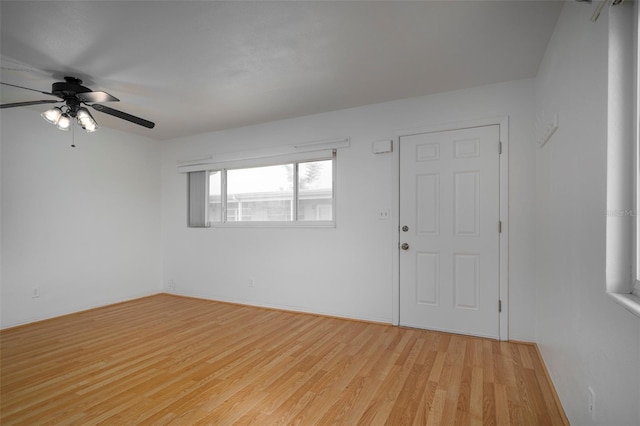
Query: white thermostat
373,139,393,154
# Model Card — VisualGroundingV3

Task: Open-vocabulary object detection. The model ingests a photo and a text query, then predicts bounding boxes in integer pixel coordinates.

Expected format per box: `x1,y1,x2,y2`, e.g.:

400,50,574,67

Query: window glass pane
208,171,222,223
227,164,294,221
298,160,333,221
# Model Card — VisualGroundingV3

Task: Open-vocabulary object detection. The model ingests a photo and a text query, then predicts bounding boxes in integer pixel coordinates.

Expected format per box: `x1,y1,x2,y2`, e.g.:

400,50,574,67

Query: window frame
635,0,640,297
206,153,336,228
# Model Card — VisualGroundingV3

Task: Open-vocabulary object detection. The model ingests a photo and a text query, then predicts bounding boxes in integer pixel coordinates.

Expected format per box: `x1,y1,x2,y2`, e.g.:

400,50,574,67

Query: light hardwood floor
1,294,567,425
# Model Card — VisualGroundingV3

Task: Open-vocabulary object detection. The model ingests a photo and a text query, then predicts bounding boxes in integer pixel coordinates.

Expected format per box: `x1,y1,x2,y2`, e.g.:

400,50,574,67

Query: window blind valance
177,137,350,173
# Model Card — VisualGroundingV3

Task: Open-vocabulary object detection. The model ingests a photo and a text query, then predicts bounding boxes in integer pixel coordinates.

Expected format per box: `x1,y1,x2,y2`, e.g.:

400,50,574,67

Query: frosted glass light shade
82,121,98,132
76,108,98,132
41,107,63,125
56,114,71,131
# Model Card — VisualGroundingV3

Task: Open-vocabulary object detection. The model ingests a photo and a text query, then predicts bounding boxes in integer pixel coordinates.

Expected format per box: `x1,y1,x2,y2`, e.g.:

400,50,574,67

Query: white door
399,125,501,338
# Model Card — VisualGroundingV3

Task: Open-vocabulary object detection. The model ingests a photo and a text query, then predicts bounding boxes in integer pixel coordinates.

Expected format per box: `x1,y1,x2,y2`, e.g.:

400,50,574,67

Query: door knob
401,243,410,250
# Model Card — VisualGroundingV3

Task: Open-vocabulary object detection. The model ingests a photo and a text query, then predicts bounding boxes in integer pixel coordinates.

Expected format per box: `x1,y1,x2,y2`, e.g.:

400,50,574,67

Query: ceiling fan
0,76,155,131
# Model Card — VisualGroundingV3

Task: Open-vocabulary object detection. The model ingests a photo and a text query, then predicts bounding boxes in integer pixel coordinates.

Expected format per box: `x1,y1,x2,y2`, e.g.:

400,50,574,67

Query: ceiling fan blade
0,99,59,109
77,91,119,103
1,82,57,97
91,104,155,129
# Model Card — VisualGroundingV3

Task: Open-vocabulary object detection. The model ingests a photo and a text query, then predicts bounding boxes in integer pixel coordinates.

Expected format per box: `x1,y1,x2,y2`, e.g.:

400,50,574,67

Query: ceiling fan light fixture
41,107,63,125
56,114,71,131
76,107,98,132
82,121,98,133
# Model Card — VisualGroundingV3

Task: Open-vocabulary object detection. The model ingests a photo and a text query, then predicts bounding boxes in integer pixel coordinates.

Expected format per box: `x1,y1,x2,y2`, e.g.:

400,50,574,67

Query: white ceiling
0,1,563,141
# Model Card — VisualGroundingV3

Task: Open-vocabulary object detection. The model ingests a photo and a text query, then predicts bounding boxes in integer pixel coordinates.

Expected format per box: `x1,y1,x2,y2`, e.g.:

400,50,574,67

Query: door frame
392,116,510,341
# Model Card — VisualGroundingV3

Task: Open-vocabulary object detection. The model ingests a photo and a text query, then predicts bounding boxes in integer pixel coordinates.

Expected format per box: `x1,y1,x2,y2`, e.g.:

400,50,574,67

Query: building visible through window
202,157,334,226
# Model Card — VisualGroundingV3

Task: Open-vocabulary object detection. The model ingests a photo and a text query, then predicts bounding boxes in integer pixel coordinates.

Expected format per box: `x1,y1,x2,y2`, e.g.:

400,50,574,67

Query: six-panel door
399,125,501,338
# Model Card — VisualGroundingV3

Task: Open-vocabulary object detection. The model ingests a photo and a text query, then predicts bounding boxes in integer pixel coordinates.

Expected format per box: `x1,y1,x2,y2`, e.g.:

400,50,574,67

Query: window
191,155,335,227
225,164,294,222
605,0,640,316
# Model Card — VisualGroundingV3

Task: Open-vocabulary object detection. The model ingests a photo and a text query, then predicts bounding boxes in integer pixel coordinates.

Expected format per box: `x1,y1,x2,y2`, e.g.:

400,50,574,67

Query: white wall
535,3,640,425
1,108,162,328
162,78,537,340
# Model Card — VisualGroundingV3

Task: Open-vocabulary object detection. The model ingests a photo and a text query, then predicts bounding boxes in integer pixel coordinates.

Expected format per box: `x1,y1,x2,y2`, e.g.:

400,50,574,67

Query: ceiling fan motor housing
52,77,91,100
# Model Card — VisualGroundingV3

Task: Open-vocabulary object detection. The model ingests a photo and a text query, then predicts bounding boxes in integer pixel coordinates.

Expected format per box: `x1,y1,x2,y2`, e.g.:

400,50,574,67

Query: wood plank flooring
0,294,567,425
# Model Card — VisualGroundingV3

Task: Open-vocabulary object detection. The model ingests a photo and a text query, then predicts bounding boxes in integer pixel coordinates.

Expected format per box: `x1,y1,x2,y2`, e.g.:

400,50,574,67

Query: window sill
608,292,640,318
207,221,336,229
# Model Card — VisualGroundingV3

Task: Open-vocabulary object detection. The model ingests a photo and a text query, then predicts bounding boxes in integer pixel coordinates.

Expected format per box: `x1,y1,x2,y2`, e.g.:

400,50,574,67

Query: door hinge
499,141,503,154
499,299,502,313
498,221,502,233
